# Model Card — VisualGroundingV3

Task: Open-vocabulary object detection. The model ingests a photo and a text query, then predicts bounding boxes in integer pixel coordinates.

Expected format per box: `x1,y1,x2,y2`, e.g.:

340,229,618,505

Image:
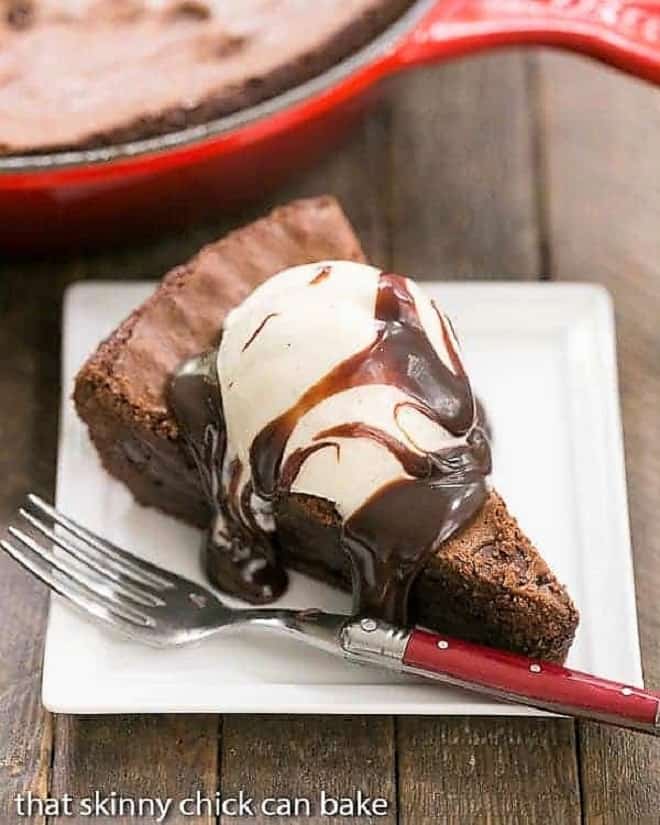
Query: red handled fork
2,494,658,735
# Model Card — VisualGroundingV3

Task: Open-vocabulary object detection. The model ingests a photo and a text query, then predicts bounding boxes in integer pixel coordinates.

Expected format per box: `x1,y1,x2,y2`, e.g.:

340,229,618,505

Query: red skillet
2,0,660,254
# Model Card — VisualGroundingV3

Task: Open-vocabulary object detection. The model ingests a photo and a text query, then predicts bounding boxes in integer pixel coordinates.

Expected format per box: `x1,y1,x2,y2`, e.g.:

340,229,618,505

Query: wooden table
1,49,658,824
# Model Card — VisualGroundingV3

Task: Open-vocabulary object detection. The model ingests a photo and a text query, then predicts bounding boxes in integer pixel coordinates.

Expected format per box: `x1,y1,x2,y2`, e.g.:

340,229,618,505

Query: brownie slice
74,196,579,662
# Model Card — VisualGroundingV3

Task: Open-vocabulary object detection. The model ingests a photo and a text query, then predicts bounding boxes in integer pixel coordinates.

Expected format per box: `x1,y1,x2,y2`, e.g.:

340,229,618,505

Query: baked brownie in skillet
74,196,579,663
0,0,415,154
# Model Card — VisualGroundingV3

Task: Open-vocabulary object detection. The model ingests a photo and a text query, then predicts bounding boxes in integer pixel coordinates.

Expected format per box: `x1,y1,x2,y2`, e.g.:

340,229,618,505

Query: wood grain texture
535,50,660,824
49,715,217,825
0,266,67,824
387,53,542,281
220,716,396,824
397,717,581,825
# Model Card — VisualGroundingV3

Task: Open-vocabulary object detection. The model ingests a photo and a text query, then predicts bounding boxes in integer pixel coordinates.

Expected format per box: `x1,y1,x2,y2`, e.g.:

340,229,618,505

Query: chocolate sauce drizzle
309,265,332,286
168,350,287,604
242,312,279,353
169,270,491,623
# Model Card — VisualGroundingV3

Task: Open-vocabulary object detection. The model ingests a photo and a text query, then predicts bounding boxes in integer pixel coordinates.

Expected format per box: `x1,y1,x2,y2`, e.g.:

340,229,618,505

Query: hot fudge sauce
168,349,288,603
169,261,491,624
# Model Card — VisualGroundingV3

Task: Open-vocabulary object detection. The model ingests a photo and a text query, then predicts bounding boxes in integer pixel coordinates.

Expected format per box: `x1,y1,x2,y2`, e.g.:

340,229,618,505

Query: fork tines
0,494,176,634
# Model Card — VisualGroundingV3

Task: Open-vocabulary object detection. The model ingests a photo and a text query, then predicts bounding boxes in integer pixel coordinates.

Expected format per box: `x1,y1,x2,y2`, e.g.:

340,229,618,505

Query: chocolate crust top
74,197,366,440
0,0,414,154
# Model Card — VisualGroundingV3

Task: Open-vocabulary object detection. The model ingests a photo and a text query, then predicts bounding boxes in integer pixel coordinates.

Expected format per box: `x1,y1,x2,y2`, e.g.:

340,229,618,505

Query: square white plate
43,281,643,714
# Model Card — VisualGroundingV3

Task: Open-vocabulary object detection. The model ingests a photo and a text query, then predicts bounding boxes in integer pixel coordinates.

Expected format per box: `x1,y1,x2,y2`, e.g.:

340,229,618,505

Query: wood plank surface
220,716,396,824
387,55,542,281
536,50,660,825
0,267,65,825
397,717,581,825
50,716,217,825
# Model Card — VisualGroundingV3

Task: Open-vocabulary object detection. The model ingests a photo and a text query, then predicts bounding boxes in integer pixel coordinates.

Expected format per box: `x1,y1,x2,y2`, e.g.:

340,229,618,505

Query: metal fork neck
238,610,412,666
237,608,350,656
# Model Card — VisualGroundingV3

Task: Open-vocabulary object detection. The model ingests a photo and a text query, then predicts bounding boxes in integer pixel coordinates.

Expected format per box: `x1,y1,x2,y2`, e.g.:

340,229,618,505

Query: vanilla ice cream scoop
170,261,491,620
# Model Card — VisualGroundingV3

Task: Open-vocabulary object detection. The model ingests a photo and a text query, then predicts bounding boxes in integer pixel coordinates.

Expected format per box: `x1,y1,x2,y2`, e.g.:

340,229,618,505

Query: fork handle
341,620,659,735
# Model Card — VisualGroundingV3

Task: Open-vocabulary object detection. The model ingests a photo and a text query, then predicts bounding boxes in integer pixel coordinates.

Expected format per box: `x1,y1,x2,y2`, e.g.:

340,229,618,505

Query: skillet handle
391,0,660,85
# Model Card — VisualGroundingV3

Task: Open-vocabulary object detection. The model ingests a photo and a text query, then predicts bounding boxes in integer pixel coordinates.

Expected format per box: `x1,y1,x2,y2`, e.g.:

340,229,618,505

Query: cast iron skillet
2,0,659,252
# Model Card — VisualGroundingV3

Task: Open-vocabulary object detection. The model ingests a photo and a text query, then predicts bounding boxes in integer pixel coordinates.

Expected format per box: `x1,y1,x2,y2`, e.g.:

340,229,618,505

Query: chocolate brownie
74,196,579,662
0,0,414,154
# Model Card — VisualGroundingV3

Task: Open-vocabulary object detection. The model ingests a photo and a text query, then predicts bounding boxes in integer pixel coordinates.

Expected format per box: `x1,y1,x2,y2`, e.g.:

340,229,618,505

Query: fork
2,494,659,735
1,494,348,652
